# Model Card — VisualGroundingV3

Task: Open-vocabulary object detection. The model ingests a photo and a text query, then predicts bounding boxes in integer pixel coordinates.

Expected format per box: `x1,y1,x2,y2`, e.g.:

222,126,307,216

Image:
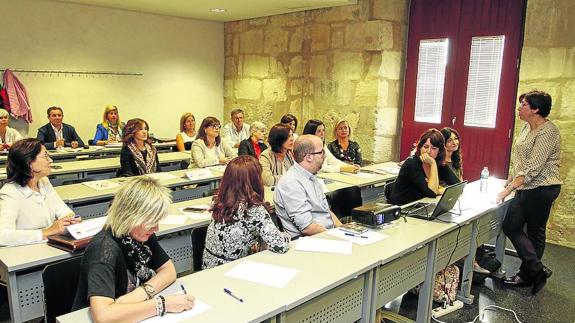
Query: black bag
475,246,502,273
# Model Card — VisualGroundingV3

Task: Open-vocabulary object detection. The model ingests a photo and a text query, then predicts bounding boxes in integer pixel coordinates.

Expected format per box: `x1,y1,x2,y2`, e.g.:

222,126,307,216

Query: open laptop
401,181,467,220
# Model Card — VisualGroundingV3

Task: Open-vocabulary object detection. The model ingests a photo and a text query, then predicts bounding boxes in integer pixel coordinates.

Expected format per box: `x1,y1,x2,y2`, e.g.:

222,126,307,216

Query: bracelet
506,183,516,191
159,295,166,316
154,296,162,317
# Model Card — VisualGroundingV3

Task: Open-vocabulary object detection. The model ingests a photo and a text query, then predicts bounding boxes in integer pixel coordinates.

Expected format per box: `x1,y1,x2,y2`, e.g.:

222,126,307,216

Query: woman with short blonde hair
176,112,196,151
0,109,22,150
93,105,125,146
327,119,363,165
73,176,196,321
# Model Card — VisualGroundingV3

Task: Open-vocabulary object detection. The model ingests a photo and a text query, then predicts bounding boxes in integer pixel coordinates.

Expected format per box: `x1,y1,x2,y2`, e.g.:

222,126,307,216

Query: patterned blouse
327,140,362,165
202,204,290,269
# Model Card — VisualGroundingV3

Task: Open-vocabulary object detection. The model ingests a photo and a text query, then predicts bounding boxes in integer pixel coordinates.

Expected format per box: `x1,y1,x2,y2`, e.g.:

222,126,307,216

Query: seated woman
389,128,460,206
175,112,196,152
72,176,195,321
0,138,80,246
190,117,237,168
0,109,23,150
259,123,295,186
302,119,358,173
440,127,463,181
117,118,161,177
202,156,290,269
280,113,299,140
238,121,267,159
327,119,363,165
93,105,125,146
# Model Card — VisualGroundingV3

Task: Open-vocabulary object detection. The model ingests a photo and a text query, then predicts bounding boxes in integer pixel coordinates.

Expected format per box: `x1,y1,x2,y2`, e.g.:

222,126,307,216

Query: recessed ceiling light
210,8,226,13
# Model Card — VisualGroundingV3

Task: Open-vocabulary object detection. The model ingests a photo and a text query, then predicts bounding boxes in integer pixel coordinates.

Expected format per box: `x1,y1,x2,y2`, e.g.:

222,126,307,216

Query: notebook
401,181,467,220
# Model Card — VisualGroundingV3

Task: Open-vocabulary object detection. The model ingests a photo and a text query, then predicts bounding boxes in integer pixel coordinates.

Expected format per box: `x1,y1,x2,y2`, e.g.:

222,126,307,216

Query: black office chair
191,227,208,272
384,180,396,202
326,186,363,222
42,256,83,323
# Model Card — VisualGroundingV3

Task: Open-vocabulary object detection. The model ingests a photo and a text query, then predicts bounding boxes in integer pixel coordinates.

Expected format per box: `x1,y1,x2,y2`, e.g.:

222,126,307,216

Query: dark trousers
502,185,561,281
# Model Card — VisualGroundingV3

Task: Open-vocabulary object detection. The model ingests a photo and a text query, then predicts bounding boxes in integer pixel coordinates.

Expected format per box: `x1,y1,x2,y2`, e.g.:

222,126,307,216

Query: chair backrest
384,180,396,202
192,227,208,272
42,256,83,323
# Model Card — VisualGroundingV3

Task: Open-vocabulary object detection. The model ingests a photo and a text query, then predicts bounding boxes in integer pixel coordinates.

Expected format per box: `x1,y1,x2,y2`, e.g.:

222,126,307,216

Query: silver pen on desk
224,288,244,302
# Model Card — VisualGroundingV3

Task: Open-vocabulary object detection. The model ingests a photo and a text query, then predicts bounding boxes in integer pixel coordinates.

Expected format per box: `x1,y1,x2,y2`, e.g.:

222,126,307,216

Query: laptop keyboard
401,202,437,216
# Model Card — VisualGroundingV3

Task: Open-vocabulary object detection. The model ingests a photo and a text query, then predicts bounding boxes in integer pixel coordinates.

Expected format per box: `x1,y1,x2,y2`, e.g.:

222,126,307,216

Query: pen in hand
180,284,187,294
224,288,244,302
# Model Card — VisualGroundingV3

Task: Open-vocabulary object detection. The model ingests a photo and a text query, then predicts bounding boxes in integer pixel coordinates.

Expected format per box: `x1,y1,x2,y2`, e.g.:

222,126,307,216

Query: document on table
146,173,179,181
376,166,400,175
326,228,388,246
295,237,352,255
160,214,188,225
140,280,211,322
346,171,378,179
66,217,107,239
224,260,299,288
82,180,121,191
104,143,123,148
208,165,227,172
185,168,214,180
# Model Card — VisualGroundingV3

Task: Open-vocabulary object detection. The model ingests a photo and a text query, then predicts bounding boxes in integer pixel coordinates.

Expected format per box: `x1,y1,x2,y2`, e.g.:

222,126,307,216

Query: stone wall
223,0,409,162
517,0,575,248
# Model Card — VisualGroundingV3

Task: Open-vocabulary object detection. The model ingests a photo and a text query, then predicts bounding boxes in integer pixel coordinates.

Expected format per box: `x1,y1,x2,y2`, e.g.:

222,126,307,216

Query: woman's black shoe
503,275,531,288
532,270,548,295
543,266,553,278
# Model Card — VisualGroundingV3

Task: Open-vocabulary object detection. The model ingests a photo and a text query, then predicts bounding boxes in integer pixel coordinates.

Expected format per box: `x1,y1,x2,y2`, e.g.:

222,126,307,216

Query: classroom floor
0,243,573,323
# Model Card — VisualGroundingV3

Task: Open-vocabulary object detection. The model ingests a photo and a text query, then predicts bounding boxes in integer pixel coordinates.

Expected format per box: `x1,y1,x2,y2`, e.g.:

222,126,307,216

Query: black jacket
37,123,85,150
238,138,267,158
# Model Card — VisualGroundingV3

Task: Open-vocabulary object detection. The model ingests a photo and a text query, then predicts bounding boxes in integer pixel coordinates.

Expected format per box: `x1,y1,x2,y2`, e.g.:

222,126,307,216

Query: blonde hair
250,121,266,136
0,109,9,118
179,112,196,133
102,105,122,131
105,176,172,237
333,119,352,139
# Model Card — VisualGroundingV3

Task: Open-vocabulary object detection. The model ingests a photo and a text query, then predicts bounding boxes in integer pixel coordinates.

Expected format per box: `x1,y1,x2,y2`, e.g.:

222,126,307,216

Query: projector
351,202,401,226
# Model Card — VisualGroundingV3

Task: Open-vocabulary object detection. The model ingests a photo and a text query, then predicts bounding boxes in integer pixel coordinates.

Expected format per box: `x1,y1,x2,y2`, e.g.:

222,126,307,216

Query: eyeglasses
37,153,52,161
308,149,325,157
208,125,221,130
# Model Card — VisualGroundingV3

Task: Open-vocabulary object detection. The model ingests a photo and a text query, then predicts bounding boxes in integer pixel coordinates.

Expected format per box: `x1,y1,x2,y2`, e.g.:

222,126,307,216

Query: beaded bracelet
154,296,162,317
159,295,166,316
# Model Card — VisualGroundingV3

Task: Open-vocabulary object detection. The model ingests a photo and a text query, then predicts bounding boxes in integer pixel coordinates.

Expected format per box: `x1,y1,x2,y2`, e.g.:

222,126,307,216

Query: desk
0,151,190,185
0,198,212,323
57,179,511,323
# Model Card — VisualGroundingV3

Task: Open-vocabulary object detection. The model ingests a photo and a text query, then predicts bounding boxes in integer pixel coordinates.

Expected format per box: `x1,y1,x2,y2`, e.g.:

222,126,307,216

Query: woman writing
389,128,459,206
0,109,22,150
327,119,363,166
238,121,267,159
117,118,161,177
190,117,237,168
498,90,561,294
203,156,290,269
302,119,359,173
72,176,195,322
175,112,196,151
259,123,295,186
0,138,80,246
93,105,125,146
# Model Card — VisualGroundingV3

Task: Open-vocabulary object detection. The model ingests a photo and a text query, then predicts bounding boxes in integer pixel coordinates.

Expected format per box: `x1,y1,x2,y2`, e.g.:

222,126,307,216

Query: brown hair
268,123,292,153
211,156,265,223
414,128,446,164
196,117,221,146
122,118,151,145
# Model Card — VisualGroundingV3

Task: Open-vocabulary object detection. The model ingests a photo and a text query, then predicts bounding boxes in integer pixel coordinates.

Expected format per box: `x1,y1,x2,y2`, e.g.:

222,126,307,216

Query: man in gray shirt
274,134,342,238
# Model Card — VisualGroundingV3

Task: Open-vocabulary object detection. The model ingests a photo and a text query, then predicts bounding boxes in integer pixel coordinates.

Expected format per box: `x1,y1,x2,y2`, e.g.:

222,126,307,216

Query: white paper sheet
347,171,378,179
295,237,352,255
66,217,107,240
208,165,227,173
185,169,214,180
160,214,188,225
376,166,400,175
224,260,299,288
140,280,211,322
146,173,179,181
82,180,121,191
105,143,123,148
326,228,388,246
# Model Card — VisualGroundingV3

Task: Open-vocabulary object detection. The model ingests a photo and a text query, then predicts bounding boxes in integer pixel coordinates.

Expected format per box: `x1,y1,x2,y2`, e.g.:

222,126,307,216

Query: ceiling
53,0,357,22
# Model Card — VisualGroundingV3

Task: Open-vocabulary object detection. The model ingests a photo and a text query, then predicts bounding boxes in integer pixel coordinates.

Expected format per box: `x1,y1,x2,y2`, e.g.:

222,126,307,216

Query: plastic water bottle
480,167,489,192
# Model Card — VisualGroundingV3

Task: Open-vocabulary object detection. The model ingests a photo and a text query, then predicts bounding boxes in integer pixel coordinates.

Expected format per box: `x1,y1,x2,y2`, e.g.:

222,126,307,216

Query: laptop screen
429,181,467,218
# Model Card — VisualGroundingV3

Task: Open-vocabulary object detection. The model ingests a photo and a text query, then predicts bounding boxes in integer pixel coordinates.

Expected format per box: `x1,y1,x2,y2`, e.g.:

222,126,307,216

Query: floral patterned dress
202,204,290,269
327,140,363,165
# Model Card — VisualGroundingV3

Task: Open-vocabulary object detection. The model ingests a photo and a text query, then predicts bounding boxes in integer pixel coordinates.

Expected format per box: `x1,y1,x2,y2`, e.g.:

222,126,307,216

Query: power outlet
432,300,464,318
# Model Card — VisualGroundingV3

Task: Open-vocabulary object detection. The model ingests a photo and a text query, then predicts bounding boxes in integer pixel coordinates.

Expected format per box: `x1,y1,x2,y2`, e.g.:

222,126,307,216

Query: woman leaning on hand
0,138,80,246
499,90,562,295
72,176,195,322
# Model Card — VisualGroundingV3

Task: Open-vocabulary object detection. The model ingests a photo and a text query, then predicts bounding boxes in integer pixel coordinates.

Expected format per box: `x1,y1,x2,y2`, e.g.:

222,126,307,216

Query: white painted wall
0,0,224,142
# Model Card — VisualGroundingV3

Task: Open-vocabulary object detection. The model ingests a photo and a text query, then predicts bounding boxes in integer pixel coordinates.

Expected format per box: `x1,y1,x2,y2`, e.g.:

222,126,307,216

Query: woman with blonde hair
327,119,363,165
175,112,196,151
72,176,195,321
93,105,125,146
0,109,22,150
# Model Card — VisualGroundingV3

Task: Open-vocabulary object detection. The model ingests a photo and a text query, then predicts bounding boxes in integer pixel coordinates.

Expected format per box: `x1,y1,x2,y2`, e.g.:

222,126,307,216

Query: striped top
511,121,562,190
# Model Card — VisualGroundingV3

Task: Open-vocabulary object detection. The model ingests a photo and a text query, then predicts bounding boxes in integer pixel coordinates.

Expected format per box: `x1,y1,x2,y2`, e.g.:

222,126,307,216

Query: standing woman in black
498,90,562,294
117,118,161,177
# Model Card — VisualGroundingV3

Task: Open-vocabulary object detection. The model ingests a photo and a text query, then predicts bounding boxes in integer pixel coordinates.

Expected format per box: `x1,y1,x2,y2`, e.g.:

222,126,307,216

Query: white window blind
464,36,505,128
414,39,449,124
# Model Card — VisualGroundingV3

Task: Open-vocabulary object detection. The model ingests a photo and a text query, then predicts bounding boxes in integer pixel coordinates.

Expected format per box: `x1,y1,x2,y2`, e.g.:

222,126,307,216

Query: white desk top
318,162,399,187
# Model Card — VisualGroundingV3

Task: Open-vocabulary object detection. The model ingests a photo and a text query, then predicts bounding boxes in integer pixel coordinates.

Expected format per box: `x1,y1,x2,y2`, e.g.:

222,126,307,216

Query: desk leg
457,220,478,304
361,268,377,323
416,240,437,323
7,272,22,323
493,205,509,278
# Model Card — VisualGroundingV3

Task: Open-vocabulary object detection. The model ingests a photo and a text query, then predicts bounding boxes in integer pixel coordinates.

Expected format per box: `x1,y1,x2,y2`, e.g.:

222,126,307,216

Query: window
464,36,505,128
414,39,449,124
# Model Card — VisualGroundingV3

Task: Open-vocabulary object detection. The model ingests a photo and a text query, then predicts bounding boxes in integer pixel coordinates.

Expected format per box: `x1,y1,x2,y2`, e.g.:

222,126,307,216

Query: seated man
274,134,342,238
37,106,84,150
221,108,250,148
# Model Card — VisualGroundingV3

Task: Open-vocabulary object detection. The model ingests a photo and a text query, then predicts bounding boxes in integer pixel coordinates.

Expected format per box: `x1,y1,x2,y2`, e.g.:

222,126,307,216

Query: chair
191,227,208,272
42,256,83,323
88,139,94,146
384,180,395,202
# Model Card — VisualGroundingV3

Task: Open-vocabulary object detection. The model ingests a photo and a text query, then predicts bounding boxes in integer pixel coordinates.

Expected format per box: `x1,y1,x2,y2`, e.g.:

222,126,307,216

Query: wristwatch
142,283,155,299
